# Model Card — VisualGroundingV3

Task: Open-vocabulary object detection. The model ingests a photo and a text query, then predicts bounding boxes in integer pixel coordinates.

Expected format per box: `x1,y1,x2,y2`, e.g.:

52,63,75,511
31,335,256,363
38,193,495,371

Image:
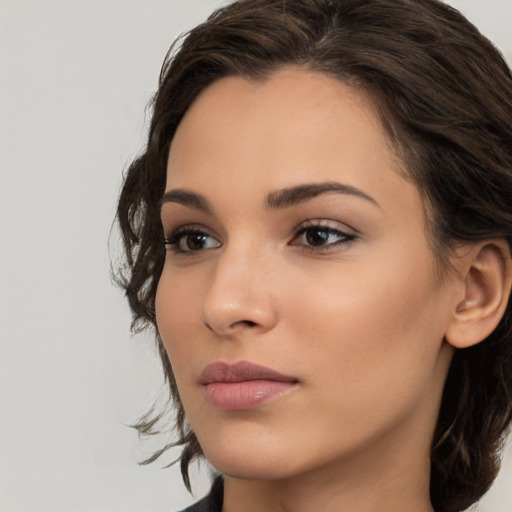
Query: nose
200,244,278,337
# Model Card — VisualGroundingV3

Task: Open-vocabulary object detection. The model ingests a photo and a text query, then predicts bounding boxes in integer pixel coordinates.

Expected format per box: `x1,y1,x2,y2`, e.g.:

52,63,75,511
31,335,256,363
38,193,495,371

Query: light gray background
0,1,511,511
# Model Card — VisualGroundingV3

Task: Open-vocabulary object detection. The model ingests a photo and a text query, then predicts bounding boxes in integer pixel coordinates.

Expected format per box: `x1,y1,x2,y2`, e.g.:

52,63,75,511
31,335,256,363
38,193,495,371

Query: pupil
187,234,206,250
306,229,329,246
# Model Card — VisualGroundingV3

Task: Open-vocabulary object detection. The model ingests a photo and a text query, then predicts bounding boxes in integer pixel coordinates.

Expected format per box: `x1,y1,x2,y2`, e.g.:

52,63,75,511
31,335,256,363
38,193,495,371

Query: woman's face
156,68,458,481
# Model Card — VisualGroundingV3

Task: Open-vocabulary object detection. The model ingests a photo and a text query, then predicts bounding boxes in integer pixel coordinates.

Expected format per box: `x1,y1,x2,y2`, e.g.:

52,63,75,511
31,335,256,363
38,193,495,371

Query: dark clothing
180,477,224,512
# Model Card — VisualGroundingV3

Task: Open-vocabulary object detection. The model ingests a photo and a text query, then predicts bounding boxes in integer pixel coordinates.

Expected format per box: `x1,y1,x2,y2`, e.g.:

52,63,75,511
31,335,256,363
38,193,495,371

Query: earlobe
445,240,512,349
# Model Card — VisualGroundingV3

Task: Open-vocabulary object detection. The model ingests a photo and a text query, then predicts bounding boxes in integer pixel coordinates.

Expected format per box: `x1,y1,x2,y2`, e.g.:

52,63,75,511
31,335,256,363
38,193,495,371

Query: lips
199,361,298,410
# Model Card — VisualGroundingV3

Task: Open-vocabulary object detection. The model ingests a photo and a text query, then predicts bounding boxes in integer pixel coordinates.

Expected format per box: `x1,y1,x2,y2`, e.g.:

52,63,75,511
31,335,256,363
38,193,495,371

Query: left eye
164,229,221,253
292,225,356,248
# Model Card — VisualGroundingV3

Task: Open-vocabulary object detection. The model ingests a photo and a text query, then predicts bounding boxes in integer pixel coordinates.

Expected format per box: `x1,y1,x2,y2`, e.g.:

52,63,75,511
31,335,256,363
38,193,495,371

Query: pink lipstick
199,361,298,411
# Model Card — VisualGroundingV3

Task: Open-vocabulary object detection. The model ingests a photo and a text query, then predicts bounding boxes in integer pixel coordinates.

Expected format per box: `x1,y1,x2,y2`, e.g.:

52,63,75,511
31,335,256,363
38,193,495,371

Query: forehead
166,68,420,219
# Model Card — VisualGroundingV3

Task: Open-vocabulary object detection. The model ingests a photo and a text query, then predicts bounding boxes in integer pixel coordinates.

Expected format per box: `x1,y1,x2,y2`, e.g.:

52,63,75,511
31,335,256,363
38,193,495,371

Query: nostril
231,320,258,328
202,319,257,333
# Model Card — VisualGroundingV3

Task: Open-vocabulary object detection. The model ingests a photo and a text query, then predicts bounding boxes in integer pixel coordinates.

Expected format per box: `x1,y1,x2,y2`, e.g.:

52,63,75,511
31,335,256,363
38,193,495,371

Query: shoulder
177,477,224,512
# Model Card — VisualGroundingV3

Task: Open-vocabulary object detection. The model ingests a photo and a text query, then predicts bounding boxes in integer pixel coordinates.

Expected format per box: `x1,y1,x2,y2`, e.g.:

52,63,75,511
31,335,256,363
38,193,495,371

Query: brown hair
115,1,512,511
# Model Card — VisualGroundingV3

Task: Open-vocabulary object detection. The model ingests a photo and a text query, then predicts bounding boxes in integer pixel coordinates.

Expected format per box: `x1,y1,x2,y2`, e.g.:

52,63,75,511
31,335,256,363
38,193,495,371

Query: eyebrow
159,181,379,214
265,181,380,209
159,188,213,213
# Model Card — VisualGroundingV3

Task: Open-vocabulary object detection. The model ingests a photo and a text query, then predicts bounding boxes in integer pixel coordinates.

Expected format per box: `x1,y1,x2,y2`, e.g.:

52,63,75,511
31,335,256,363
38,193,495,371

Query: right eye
164,227,221,254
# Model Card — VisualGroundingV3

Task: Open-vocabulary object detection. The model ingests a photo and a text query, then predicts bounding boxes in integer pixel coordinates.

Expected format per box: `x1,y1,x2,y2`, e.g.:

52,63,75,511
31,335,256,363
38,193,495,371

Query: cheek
284,244,450,406
155,269,202,371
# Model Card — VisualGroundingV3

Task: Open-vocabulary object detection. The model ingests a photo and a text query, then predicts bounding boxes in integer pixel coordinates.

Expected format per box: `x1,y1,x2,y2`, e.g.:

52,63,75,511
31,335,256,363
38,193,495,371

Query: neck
221,415,436,512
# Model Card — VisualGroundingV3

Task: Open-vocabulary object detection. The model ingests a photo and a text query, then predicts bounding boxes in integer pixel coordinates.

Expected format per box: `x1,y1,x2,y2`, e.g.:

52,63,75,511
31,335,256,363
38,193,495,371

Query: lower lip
204,380,296,411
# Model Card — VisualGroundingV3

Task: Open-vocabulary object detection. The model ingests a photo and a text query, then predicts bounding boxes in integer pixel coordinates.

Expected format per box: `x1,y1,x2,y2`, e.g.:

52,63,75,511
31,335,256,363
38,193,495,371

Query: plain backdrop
1,1,511,511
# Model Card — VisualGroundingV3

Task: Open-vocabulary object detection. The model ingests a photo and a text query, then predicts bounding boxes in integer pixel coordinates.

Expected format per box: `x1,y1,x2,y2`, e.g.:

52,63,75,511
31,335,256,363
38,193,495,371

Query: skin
156,68,469,512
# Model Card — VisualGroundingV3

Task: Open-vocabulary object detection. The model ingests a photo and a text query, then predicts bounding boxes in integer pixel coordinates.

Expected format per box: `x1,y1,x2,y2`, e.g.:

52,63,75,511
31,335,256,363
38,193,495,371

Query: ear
445,240,512,349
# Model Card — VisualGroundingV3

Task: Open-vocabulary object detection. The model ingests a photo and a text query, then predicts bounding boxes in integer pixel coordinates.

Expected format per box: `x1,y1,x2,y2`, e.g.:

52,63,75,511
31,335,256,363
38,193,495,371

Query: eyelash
164,226,221,254
163,222,357,255
291,221,357,251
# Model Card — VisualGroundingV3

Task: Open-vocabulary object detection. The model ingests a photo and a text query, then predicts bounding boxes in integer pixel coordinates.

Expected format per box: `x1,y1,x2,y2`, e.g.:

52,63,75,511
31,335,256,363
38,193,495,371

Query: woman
116,0,512,511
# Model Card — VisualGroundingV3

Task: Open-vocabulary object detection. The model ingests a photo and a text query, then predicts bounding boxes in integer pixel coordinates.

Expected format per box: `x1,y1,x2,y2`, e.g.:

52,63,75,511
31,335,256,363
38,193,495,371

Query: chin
207,454,296,481
198,430,303,481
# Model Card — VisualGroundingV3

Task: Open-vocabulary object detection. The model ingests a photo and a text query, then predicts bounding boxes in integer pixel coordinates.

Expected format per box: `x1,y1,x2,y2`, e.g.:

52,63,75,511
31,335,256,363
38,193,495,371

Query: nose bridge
200,237,277,335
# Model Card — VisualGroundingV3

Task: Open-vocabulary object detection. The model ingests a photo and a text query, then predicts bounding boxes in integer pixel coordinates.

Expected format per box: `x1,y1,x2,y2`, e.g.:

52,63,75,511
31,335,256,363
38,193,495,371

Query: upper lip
199,361,298,384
